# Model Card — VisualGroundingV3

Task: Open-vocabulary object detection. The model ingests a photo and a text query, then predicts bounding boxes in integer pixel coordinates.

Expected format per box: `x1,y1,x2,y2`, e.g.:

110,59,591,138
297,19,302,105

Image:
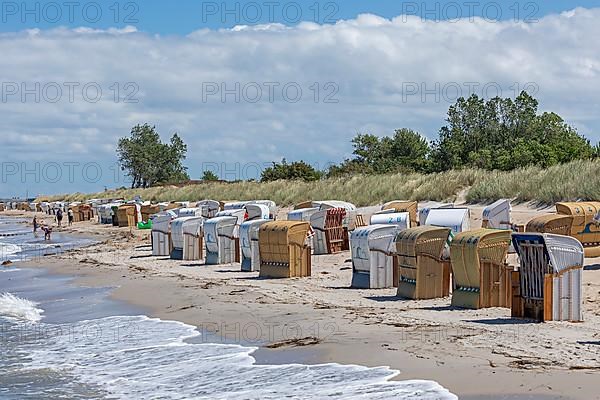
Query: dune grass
466,159,600,204
38,160,600,206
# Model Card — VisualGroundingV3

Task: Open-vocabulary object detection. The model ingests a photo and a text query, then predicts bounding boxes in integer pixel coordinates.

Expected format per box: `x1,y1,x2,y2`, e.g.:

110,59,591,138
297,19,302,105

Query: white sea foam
0,242,22,256
23,315,457,399
0,293,44,323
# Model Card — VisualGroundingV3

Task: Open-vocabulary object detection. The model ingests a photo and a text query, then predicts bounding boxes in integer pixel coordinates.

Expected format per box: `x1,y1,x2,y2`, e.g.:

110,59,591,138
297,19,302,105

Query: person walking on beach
33,216,39,234
68,208,74,226
56,209,63,227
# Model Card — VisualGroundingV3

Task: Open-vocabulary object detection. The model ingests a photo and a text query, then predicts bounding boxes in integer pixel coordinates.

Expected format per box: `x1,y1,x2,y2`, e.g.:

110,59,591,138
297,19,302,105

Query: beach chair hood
425,208,470,233
482,199,512,230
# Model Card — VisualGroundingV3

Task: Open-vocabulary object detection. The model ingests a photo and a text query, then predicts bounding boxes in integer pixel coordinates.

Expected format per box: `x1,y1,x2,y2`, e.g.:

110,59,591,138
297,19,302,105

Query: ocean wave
23,315,457,399
0,242,22,256
0,293,44,323
0,268,21,273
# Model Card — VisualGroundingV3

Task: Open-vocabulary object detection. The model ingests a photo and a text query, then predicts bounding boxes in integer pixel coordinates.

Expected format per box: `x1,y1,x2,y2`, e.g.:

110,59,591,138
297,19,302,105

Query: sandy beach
4,204,600,399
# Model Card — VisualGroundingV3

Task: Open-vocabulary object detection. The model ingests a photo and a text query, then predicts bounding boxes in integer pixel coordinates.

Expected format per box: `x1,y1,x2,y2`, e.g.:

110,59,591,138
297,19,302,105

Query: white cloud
1,8,599,195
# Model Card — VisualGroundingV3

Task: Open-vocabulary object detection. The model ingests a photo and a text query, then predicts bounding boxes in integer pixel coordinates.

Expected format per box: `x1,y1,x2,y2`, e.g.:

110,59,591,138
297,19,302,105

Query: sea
0,216,457,399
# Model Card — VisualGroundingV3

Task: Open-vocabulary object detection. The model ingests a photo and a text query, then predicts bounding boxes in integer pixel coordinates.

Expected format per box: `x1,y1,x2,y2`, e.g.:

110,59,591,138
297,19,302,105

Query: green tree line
264,91,597,181
118,92,597,186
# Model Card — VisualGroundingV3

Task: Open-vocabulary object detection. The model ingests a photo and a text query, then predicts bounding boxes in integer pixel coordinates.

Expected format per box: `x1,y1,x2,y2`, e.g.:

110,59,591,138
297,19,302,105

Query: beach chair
245,204,270,221
382,201,419,227
354,214,367,228
287,207,320,222
318,201,355,251
177,208,204,218
511,233,584,322
204,216,238,265
182,217,205,261
310,208,347,255
555,202,600,257
170,216,204,260
249,200,278,219
370,211,411,229
394,226,452,299
350,225,399,289
450,229,513,309
80,204,94,221
240,219,270,272
196,200,221,218
258,221,313,278
141,204,161,223
526,214,573,236
151,211,177,256
117,204,140,228
424,208,470,233
482,199,512,230
418,203,454,226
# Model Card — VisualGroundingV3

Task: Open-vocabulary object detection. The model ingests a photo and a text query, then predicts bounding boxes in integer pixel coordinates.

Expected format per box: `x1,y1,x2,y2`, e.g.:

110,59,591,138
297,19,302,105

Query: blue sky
1,0,598,32
0,1,599,198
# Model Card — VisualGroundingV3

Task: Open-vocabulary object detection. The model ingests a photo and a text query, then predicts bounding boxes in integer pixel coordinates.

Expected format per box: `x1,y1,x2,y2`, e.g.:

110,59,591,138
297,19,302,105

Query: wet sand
4,204,600,399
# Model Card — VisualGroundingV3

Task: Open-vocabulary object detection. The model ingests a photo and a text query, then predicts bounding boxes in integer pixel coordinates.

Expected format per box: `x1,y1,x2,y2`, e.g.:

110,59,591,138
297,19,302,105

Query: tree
385,128,431,172
202,170,219,181
260,159,322,182
429,92,593,171
117,124,190,188
328,129,430,177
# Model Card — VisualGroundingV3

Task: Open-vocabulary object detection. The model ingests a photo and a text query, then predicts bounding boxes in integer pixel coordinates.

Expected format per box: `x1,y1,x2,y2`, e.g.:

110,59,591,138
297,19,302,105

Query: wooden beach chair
394,226,452,299
259,221,313,278
450,229,513,309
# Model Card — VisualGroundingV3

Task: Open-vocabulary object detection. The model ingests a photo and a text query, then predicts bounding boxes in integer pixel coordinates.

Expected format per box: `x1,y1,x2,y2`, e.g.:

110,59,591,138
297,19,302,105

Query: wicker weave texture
259,221,312,278
382,201,418,227
526,214,573,236
450,228,512,309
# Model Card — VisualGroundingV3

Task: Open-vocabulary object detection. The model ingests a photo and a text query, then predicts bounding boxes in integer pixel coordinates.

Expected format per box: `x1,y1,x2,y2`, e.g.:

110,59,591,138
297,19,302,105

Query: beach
2,205,600,399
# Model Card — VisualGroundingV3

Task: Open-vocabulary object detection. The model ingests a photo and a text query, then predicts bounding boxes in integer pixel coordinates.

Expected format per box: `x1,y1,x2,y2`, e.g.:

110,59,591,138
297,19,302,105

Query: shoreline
3,207,600,399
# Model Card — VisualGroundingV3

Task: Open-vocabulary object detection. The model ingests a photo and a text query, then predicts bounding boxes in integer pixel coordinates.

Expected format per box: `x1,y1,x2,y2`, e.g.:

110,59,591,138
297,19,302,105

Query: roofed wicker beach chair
350,224,399,289
258,221,313,278
196,199,221,218
151,211,178,256
287,207,320,222
240,219,271,272
170,216,205,261
382,200,419,227
310,208,347,255
511,233,584,322
424,208,470,234
117,204,140,228
204,215,240,265
450,229,513,309
394,226,452,299
245,204,270,221
555,202,600,257
482,199,512,230
526,214,573,236
294,201,314,210
141,204,161,223
370,211,411,229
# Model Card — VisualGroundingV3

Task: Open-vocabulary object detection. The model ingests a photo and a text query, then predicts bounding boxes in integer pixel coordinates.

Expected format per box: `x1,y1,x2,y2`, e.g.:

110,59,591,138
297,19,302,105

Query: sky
0,1,599,197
